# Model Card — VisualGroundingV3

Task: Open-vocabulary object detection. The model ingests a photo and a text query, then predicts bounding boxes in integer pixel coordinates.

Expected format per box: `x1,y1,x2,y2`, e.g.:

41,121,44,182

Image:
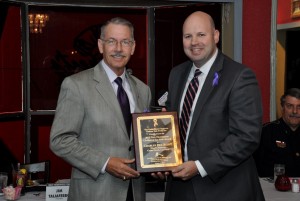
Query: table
260,178,300,201
1,178,300,201
0,191,163,201
0,191,45,201
145,178,300,201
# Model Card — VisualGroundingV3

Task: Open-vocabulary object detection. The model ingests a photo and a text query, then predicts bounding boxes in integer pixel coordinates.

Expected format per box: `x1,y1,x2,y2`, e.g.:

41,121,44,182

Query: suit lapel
127,74,141,113
175,63,193,111
93,63,128,137
126,74,142,141
189,52,224,137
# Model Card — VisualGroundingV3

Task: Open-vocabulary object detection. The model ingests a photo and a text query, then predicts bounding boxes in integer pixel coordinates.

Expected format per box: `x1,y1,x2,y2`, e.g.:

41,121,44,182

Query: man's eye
107,40,116,45
122,40,130,46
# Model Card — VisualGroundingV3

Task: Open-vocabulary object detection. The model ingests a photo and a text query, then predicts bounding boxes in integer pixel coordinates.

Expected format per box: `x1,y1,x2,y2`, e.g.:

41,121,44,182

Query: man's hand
172,161,199,180
106,157,139,180
151,171,170,180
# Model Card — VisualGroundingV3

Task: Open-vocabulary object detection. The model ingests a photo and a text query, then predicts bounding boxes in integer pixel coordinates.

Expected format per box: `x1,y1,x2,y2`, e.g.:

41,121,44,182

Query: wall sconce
28,13,49,33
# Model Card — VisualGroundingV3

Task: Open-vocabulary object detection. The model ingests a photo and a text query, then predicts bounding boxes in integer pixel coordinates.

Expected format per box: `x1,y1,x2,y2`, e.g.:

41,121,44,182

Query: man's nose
191,37,199,45
292,106,298,113
115,42,123,50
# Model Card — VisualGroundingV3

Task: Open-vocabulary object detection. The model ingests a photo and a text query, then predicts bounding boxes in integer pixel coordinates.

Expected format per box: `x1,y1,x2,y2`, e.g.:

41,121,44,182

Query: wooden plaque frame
132,111,182,173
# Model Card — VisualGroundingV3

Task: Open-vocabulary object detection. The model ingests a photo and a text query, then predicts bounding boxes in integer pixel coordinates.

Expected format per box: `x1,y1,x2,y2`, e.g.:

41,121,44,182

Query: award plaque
132,111,183,172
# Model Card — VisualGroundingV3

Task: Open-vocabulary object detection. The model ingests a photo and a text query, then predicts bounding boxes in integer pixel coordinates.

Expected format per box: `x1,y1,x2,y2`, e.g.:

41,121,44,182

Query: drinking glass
274,164,285,182
0,172,8,196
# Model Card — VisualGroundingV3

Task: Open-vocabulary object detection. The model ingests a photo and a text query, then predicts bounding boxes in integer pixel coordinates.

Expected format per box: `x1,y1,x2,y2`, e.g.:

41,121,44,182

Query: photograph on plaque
132,111,183,172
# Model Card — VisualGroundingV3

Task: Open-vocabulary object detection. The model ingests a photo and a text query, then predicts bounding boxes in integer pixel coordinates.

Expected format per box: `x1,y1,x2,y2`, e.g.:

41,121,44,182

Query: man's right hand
106,157,140,180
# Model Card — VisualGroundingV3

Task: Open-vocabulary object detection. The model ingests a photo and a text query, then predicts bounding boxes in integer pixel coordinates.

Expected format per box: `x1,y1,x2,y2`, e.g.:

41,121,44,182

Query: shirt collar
101,60,126,84
192,49,218,75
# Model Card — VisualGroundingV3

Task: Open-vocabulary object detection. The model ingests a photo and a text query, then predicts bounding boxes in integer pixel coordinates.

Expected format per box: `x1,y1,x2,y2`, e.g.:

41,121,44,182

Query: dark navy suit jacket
165,50,265,201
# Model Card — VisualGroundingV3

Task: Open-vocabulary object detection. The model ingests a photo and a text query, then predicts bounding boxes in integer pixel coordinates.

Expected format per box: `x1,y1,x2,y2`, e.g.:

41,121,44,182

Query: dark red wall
0,6,22,113
278,0,300,24
0,121,24,163
0,6,24,169
243,0,272,123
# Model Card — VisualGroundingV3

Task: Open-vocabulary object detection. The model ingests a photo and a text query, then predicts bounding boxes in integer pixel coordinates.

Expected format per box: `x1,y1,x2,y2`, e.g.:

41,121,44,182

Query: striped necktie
179,69,201,144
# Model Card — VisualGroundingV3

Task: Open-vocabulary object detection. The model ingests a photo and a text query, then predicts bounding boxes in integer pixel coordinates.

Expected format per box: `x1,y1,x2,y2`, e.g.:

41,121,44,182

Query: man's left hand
171,161,199,180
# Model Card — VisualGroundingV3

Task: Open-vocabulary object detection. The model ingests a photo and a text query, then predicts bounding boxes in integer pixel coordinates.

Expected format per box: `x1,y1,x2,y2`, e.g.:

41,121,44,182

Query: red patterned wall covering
243,0,272,123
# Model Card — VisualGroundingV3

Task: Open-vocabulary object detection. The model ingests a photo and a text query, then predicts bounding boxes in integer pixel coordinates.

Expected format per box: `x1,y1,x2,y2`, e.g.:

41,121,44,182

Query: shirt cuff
101,157,110,174
195,160,208,177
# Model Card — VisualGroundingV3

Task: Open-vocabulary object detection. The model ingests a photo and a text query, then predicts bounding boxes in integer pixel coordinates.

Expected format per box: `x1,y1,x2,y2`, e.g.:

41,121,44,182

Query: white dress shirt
100,60,136,173
101,60,136,113
179,49,218,177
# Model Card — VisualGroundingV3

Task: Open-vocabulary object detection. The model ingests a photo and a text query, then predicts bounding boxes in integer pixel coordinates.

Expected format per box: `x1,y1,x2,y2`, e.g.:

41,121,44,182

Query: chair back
20,160,50,184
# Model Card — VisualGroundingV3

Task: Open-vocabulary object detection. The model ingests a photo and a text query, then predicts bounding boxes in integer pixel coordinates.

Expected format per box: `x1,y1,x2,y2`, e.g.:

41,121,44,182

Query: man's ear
98,39,104,54
130,41,136,55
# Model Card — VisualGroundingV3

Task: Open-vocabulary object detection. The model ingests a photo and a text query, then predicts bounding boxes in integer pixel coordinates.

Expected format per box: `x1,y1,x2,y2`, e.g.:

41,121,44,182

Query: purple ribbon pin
212,72,219,86
143,108,150,112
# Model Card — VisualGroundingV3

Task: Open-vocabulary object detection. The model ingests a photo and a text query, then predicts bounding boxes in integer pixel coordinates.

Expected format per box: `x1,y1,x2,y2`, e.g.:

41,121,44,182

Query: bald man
158,11,265,201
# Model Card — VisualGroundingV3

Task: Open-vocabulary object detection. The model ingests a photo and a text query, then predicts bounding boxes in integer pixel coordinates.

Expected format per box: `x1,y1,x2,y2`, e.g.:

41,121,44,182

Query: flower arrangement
2,186,22,200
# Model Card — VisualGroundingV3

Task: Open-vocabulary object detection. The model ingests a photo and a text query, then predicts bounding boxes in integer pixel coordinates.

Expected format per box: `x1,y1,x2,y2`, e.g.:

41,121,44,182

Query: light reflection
28,13,49,33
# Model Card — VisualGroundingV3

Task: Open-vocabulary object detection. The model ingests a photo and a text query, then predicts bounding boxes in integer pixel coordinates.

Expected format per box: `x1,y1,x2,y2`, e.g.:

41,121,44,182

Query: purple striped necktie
179,69,201,144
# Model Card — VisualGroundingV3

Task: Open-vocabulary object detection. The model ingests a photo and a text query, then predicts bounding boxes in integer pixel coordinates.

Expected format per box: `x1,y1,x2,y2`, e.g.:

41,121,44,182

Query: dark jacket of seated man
254,88,300,177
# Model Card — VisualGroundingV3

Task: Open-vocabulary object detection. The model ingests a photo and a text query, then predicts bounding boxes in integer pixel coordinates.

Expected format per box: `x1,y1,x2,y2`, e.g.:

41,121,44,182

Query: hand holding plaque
132,111,183,173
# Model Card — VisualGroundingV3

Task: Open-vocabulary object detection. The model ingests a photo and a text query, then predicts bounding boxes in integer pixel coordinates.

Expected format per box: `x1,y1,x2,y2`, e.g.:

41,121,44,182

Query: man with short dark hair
255,88,300,177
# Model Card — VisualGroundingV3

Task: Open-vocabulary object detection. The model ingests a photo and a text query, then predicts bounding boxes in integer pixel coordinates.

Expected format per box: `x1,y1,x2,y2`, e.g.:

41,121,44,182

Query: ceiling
2,0,199,8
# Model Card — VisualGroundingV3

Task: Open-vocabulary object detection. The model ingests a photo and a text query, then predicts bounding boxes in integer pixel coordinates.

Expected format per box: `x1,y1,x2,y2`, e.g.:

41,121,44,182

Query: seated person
254,88,300,177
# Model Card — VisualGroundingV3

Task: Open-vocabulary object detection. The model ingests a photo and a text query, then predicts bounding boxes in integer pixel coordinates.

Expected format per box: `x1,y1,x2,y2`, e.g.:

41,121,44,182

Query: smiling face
182,11,219,68
98,23,135,76
282,95,300,131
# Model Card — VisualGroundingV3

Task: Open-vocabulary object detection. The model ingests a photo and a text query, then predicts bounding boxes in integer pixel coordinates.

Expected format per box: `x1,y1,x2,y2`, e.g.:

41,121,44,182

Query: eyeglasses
101,38,134,47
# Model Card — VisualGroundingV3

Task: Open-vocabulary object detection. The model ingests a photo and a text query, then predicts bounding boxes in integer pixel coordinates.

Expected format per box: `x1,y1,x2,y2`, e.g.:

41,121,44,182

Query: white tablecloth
0,192,163,201
146,178,300,201
0,191,45,201
1,178,300,201
260,178,300,201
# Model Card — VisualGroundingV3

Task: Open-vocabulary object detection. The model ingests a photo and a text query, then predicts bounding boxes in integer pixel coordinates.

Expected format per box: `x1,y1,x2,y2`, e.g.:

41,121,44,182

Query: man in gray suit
153,11,265,201
50,17,151,201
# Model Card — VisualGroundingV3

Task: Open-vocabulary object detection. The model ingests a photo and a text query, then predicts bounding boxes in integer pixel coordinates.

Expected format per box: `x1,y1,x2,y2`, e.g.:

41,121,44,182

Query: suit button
129,146,132,151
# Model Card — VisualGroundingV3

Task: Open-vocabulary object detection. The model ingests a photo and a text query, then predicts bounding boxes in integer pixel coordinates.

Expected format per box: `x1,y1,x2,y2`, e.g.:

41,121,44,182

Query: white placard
158,91,168,106
46,183,69,201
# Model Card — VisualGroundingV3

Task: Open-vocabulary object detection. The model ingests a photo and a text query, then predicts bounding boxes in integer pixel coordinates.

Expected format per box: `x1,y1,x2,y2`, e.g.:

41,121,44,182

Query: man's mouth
289,114,300,119
111,52,126,58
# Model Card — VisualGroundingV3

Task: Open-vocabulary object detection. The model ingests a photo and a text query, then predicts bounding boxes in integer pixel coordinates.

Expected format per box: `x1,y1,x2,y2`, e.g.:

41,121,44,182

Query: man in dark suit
255,88,300,177
154,11,265,201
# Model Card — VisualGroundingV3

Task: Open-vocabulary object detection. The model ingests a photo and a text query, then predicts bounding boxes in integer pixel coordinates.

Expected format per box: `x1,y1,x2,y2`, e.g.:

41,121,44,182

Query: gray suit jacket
50,63,151,201
165,51,265,201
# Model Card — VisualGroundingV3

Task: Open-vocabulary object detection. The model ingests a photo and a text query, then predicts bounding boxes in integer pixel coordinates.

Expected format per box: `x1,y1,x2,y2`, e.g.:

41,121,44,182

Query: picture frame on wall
291,0,300,18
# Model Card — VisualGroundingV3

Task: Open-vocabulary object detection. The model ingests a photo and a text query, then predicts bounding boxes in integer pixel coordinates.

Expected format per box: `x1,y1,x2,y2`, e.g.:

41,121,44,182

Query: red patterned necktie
115,77,131,137
179,69,201,144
